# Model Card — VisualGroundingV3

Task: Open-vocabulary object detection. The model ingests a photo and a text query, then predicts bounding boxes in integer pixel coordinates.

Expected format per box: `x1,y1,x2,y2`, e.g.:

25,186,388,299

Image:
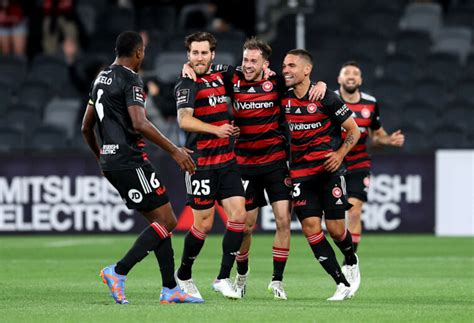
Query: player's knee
275,215,291,233
230,207,247,223
244,224,254,236
161,217,177,232
347,206,362,221
328,227,346,241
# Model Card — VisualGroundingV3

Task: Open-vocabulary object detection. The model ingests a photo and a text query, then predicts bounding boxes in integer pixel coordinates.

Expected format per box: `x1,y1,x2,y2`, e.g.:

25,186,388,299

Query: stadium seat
418,52,462,86
76,3,97,36
0,85,13,114
0,55,27,91
154,51,187,84
412,78,449,107
137,5,176,32
399,2,442,37
28,125,69,152
17,81,50,113
5,103,42,131
401,124,432,152
373,77,410,104
401,100,438,131
99,8,135,35
431,27,472,64
178,3,214,31
377,99,403,132
357,12,401,39
438,99,473,133
432,125,471,149
455,78,474,105
43,98,82,139
29,54,71,93
382,53,419,85
349,34,389,63
444,9,474,30
365,0,406,14
393,30,432,62
0,125,24,152
459,52,474,81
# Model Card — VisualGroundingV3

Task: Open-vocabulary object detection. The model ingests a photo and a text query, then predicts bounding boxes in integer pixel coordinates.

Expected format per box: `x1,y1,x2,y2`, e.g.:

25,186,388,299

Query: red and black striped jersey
335,90,381,173
283,87,352,182
174,66,235,170
230,69,288,172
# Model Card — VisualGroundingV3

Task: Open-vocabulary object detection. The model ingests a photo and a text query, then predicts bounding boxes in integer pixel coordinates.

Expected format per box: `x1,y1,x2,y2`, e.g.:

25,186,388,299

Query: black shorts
185,164,245,210
103,164,169,212
241,166,292,211
345,170,371,202
292,173,352,221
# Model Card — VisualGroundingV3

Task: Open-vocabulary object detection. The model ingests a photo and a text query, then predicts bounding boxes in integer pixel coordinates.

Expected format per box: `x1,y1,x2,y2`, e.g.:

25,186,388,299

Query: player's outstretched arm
324,117,361,172
128,105,196,174
371,128,405,147
81,104,100,160
177,108,237,138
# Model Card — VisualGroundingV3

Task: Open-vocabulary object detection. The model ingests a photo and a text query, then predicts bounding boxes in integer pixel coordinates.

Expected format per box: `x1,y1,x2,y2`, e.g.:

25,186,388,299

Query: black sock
177,225,206,280
353,242,359,253
272,247,289,281
154,236,177,289
334,230,357,266
217,221,245,279
115,222,169,275
236,250,249,275
306,231,349,287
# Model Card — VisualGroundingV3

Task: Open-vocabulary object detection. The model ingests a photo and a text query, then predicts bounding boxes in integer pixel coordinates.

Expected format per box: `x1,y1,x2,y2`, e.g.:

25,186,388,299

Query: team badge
307,103,318,114
363,176,370,187
361,107,371,118
332,187,342,198
284,177,292,188
262,81,273,92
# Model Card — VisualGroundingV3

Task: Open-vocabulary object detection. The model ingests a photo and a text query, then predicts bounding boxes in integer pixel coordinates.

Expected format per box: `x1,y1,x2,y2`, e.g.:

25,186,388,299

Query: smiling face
282,54,311,87
338,65,362,94
242,48,268,82
187,41,215,76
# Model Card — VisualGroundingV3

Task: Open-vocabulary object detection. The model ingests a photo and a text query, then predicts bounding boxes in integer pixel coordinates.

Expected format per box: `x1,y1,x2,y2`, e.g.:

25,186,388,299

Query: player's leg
345,171,370,252
347,197,363,252
234,207,258,298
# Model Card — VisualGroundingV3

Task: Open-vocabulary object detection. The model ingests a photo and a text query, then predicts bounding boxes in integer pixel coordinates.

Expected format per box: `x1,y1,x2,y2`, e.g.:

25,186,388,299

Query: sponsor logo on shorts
332,187,342,198
293,200,307,206
128,189,143,203
194,197,213,205
245,198,254,205
262,81,273,92
155,186,166,195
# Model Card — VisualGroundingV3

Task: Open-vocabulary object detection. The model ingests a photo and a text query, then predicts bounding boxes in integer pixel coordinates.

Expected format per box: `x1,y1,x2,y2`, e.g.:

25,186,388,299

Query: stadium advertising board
0,154,434,234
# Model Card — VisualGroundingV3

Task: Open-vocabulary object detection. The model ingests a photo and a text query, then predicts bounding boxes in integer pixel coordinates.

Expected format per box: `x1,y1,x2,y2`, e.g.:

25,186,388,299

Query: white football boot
341,254,360,298
233,269,249,298
174,270,204,302
327,283,352,301
212,278,241,299
268,280,288,300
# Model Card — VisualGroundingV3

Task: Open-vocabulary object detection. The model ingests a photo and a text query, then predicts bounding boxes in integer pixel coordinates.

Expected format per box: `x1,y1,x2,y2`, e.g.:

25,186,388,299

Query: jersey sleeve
321,90,352,125
123,73,146,108
174,77,197,110
88,81,95,106
370,102,382,130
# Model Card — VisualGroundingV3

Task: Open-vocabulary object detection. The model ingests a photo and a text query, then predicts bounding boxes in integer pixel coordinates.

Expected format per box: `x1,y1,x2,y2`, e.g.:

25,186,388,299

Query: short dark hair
286,49,313,65
185,31,217,52
243,37,272,60
341,60,361,70
115,31,143,57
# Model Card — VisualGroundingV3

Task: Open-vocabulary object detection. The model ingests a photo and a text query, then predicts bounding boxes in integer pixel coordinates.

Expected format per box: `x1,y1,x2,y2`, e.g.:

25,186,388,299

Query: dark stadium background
0,0,472,235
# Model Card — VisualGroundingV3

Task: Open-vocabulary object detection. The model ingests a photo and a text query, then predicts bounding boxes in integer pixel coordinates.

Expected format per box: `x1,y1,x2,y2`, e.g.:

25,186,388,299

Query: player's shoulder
360,91,377,103
175,76,195,89
322,88,340,102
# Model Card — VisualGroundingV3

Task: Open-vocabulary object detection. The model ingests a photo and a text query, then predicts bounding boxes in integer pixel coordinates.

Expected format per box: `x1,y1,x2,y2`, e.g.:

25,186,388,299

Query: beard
192,60,212,76
342,83,359,94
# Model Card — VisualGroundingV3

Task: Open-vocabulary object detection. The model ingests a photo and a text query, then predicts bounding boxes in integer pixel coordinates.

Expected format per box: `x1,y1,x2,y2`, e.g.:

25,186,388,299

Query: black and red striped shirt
230,70,287,173
283,87,351,182
336,90,381,172
175,66,235,170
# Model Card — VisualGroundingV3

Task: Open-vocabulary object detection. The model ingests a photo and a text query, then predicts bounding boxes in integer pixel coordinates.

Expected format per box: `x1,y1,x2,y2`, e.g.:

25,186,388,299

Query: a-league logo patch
133,86,145,104
262,81,273,92
176,88,190,105
332,187,342,198
128,189,143,203
307,103,318,114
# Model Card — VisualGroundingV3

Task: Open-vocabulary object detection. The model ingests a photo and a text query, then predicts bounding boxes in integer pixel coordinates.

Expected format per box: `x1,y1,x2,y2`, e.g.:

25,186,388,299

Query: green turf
1,234,473,322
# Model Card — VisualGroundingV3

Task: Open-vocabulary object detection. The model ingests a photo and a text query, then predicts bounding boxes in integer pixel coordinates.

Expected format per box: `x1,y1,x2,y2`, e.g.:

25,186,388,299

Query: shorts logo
293,200,307,206
128,189,143,203
361,107,371,118
262,81,273,92
284,177,292,188
363,176,370,187
332,187,342,198
307,103,318,114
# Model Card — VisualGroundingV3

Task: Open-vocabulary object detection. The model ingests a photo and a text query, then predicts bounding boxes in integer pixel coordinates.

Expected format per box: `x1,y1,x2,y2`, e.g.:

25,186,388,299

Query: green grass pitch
1,234,473,322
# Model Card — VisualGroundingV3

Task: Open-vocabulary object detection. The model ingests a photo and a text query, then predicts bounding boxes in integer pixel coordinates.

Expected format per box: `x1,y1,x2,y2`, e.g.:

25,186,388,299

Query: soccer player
174,31,246,300
336,61,404,253
281,49,361,301
81,31,202,305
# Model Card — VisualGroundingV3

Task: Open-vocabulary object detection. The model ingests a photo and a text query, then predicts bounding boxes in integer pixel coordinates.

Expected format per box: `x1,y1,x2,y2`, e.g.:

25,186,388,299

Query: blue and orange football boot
100,265,129,304
159,286,204,304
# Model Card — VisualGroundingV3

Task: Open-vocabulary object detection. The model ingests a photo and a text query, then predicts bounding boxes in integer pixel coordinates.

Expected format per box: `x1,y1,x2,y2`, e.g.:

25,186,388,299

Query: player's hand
182,63,197,81
324,151,344,172
231,121,240,137
390,130,405,147
309,81,327,102
171,147,196,174
214,123,236,138
263,67,276,79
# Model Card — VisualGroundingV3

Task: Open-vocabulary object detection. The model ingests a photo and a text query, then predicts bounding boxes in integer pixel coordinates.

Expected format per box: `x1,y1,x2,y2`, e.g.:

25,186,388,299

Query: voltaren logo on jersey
209,94,226,107
288,122,322,131
233,100,274,111
262,81,273,92
100,144,119,155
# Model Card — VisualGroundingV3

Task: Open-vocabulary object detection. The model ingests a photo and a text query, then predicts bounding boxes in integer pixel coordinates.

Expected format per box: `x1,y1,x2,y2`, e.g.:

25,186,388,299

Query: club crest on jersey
332,187,342,198
361,107,371,118
363,176,370,187
262,81,273,92
307,103,318,114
